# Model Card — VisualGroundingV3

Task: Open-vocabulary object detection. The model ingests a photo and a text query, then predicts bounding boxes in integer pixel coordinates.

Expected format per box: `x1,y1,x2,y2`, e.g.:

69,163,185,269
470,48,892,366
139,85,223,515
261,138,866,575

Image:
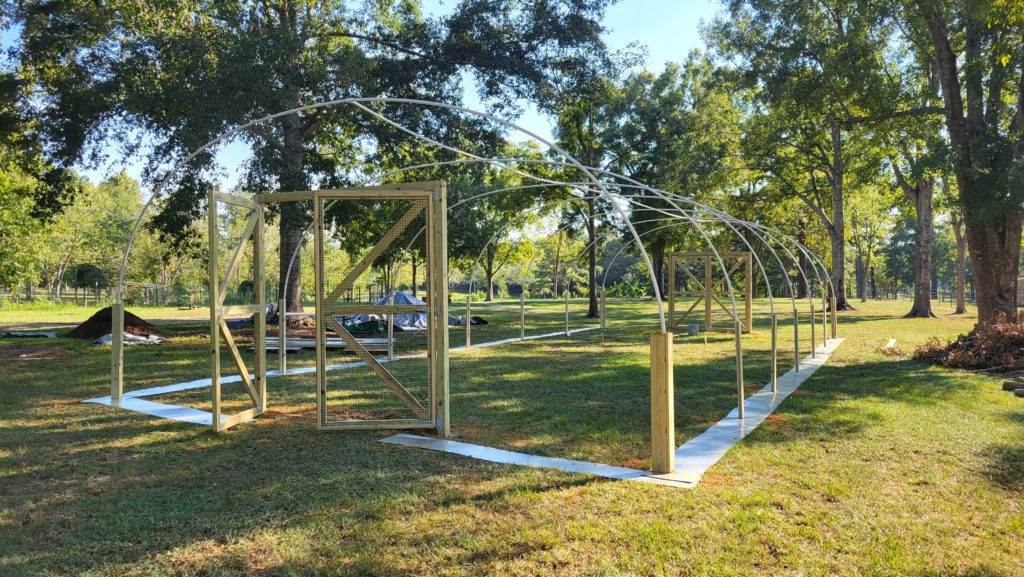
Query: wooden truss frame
207,191,267,432
667,251,753,334
310,182,450,434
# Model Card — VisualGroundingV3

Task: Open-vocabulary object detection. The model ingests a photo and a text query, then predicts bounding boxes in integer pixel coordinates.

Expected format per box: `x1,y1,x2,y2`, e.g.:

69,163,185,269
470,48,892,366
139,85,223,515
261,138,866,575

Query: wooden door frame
312,182,449,434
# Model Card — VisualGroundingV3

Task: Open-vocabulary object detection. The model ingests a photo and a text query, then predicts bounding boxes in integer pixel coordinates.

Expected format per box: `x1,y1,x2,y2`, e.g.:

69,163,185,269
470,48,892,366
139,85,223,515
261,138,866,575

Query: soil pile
66,307,166,340
915,322,1024,373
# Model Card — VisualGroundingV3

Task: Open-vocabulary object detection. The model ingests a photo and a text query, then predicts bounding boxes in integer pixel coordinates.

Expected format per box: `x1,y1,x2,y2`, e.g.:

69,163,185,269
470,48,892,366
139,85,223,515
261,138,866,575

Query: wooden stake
278,297,287,375
650,331,675,474
830,296,838,338
431,182,450,436
564,288,570,336
110,301,124,402
208,189,221,432
465,294,471,349
520,292,525,340
600,287,606,329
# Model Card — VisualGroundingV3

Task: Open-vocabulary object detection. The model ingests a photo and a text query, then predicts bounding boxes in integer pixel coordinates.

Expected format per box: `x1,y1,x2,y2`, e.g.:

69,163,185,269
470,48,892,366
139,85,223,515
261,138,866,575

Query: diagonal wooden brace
324,316,428,418
325,201,425,304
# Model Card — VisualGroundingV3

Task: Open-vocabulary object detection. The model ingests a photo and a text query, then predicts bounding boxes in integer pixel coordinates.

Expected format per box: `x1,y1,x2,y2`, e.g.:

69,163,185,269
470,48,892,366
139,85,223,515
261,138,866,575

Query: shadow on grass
982,442,1024,491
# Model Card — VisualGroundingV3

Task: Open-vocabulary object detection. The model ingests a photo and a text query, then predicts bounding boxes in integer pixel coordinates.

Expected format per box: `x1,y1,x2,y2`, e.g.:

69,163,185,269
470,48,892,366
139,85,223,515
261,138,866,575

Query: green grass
1,298,1022,576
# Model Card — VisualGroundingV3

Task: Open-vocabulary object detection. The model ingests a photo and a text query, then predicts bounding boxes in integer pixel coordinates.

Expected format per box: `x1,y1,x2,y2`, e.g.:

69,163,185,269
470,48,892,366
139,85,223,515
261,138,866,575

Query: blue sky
3,0,721,186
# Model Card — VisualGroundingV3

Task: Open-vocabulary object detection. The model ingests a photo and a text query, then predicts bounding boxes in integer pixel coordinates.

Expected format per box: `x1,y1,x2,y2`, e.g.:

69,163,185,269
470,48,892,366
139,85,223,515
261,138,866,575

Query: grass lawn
1,297,1022,576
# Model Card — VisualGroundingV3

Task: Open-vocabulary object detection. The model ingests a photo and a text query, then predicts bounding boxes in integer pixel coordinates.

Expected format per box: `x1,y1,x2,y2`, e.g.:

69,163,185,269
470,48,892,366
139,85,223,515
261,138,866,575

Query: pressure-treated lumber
650,331,675,474
830,296,838,338
110,302,124,401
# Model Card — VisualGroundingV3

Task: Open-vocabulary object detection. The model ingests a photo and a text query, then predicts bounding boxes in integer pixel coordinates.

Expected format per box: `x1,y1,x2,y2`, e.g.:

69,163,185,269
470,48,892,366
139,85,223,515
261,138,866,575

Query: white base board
381,338,845,489
85,326,601,426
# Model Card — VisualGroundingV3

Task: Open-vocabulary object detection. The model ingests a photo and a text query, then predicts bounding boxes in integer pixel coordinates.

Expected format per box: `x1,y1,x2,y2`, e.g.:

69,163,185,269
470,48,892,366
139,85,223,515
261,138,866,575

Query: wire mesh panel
314,185,447,431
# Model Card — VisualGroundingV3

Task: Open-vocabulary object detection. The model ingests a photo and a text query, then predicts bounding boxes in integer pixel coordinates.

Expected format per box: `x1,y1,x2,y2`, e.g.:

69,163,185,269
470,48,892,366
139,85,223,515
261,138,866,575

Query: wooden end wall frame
667,251,753,334
312,182,450,434
208,190,267,432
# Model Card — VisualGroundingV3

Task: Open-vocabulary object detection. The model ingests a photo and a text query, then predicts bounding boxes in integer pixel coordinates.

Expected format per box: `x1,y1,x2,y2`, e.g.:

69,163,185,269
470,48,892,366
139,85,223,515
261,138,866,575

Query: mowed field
0,297,1021,576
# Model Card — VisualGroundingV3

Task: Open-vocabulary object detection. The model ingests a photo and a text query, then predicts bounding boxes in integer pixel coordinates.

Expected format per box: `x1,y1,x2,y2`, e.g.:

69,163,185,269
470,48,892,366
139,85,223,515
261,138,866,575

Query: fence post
465,294,471,349
279,298,288,375
600,287,607,329
830,296,838,338
650,331,675,474
564,288,570,336
110,301,124,402
520,292,525,340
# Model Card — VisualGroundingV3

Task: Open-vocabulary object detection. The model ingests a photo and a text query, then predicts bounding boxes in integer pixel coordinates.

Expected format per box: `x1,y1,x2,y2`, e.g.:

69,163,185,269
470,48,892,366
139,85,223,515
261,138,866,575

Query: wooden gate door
313,182,449,434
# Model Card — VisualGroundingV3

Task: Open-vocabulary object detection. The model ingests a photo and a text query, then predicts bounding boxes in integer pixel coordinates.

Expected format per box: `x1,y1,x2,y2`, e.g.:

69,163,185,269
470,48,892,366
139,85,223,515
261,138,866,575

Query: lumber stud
650,331,675,474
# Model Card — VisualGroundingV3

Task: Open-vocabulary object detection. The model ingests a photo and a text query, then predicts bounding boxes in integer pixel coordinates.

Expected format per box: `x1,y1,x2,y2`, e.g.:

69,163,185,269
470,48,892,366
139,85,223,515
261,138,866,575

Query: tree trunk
952,212,967,314
551,231,563,298
906,179,936,318
411,253,418,298
918,2,1023,324
484,245,495,302
869,265,877,299
650,234,666,299
796,227,808,299
278,114,310,313
829,124,852,310
855,250,866,302
586,197,598,317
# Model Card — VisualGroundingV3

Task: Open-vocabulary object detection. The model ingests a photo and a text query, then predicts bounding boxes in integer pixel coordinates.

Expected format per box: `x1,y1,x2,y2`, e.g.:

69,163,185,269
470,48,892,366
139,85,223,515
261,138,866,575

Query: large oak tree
10,0,616,310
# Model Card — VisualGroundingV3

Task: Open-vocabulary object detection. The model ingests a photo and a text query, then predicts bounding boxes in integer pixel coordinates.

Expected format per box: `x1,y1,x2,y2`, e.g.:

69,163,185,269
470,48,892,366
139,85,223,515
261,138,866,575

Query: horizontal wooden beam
325,304,426,315
221,304,266,316
257,182,440,205
669,251,751,259
214,191,260,210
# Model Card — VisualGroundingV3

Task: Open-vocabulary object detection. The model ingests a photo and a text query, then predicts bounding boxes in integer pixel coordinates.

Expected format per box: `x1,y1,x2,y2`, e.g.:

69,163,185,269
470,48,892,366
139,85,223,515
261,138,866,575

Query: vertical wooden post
600,287,606,329
821,288,828,345
704,255,713,332
564,287,570,336
110,301,124,402
254,206,266,412
208,190,222,432
809,302,816,358
770,312,778,393
465,294,471,349
650,331,675,474
313,194,326,429
735,319,745,419
793,310,800,373
744,252,753,334
278,297,287,375
520,292,525,340
667,254,676,330
830,296,838,339
431,182,450,437
387,292,395,360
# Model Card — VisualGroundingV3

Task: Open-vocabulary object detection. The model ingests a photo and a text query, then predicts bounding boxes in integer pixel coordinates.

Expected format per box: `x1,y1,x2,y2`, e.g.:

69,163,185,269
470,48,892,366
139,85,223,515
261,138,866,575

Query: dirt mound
66,306,166,340
915,322,1024,373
